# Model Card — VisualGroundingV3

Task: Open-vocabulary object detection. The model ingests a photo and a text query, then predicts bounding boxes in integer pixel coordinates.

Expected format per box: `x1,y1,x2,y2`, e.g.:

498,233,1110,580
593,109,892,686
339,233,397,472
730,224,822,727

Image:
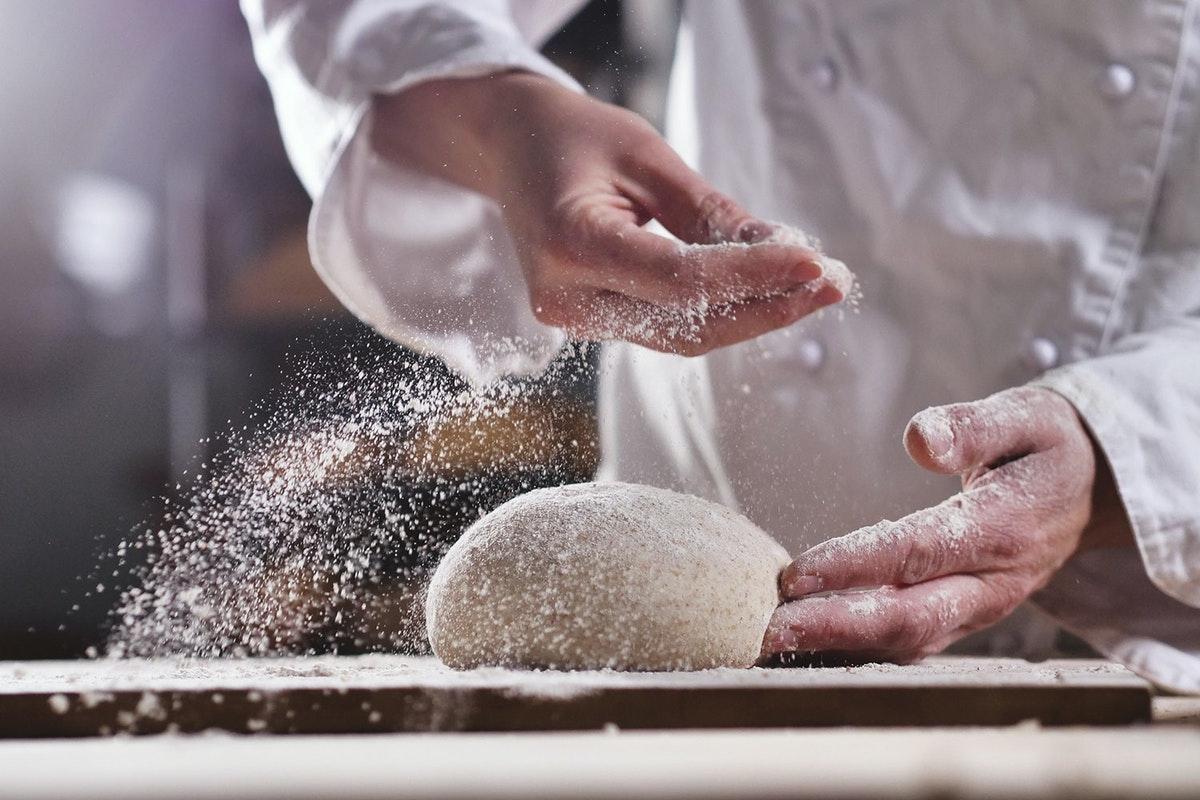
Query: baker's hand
762,386,1131,664
374,72,845,355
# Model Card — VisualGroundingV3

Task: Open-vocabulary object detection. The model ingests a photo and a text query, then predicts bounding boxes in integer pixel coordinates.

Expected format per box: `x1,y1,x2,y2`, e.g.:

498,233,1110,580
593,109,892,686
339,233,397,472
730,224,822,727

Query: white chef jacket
242,0,1200,693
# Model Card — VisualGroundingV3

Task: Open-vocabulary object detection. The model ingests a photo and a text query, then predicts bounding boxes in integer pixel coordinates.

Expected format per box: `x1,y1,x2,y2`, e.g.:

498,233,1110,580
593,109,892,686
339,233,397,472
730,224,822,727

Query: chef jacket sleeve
1033,316,1200,694
240,0,586,384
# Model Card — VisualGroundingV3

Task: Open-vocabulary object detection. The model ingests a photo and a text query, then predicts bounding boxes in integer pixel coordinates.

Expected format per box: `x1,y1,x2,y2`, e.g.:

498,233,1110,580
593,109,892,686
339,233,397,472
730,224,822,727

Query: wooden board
0,656,1150,738
4,728,1200,800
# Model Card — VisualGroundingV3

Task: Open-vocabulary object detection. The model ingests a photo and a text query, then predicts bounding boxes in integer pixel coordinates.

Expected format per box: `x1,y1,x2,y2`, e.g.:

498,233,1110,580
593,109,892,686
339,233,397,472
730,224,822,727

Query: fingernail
785,574,824,597
789,261,825,285
760,626,797,657
912,410,953,459
737,220,773,244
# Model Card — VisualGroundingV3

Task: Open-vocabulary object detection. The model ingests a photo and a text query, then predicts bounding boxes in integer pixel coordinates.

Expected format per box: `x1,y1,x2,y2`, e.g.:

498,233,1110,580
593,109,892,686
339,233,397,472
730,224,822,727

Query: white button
1102,63,1135,98
1026,337,1059,371
809,59,838,92
796,338,826,371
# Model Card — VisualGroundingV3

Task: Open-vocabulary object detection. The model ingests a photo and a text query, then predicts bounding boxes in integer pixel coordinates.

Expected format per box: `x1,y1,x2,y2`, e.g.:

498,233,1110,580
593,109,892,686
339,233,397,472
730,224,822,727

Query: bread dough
425,482,790,670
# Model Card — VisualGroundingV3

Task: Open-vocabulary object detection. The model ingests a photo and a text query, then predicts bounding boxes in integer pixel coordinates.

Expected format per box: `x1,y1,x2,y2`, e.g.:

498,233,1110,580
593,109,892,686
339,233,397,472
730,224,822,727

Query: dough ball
425,482,790,671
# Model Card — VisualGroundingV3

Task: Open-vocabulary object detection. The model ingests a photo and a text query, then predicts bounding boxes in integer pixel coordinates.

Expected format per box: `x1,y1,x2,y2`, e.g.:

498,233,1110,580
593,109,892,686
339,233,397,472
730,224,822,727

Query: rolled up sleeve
1035,317,1200,693
240,0,584,384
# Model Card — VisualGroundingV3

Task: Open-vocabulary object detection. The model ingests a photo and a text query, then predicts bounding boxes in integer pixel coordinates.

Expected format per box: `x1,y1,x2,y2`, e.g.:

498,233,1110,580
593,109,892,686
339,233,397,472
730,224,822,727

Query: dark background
0,0,679,659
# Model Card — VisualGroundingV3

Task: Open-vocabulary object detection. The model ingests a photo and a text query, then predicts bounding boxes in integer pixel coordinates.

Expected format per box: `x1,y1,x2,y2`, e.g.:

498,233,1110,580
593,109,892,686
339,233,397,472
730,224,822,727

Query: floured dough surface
425,482,790,671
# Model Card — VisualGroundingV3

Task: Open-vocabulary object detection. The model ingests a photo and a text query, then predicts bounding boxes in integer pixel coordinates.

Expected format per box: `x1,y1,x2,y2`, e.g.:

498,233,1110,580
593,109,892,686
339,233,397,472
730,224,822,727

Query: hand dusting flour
425,482,790,671
101,221,855,663
585,221,859,346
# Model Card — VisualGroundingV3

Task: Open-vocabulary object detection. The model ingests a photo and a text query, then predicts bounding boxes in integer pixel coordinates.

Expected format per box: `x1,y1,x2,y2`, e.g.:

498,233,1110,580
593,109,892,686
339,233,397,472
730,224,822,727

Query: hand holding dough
425,482,790,671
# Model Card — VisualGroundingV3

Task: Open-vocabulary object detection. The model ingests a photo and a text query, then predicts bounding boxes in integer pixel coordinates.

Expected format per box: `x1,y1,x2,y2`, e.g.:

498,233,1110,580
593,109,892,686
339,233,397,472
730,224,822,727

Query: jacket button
808,59,838,92
1026,337,1059,371
1102,63,1135,98
796,338,825,371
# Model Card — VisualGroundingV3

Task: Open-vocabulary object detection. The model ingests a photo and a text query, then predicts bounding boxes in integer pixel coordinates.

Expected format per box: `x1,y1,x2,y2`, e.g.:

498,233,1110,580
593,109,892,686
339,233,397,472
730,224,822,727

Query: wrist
1027,387,1134,553
1078,449,1136,550
372,70,561,199
1060,399,1135,551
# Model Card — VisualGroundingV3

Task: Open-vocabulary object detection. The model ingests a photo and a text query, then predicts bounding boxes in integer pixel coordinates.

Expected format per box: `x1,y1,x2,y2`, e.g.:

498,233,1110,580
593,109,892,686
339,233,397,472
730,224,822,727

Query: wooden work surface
3,727,1200,800
0,655,1153,737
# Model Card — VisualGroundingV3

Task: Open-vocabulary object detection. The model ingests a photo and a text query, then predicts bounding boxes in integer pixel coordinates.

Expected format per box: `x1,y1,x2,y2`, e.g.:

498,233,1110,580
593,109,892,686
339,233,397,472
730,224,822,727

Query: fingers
780,448,1068,598
762,574,1010,661
551,280,843,356
682,284,844,353
763,388,1091,665
531,201,842,351
565,213,825,308
780,494,986,597
625,138,771,245
612,140,835,307
903,387,1070,476
522,135,846,348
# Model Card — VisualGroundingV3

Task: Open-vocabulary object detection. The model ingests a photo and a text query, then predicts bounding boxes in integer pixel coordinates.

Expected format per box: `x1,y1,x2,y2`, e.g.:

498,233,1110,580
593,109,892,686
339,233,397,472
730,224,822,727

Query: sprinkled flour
99,221,857,662
588,221,860,347
104,340,595,658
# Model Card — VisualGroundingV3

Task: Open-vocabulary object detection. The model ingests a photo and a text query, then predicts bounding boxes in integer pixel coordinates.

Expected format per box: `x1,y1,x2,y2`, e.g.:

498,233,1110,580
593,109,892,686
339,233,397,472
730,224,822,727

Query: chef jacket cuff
1033,365,1200,606
1033,547,1200,694
1031,365,1200,693
308,43,577,386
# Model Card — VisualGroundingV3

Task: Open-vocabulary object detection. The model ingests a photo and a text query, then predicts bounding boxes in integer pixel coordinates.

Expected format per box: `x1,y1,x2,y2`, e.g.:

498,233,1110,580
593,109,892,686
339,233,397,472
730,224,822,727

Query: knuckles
897,539,945,585
695,191,751,243
979,522,1028,562
976,577,1027,626
881,611,938,652
610,107,661,145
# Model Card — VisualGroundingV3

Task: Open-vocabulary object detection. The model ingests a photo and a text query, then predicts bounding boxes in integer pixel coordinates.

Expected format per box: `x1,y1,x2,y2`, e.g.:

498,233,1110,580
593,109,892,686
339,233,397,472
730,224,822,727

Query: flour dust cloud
105,331,597,658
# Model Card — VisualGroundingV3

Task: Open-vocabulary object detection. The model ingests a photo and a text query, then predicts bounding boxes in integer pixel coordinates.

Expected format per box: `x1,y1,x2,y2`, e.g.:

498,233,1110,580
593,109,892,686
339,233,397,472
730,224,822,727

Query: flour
754,221,860,311
105,338,596,658
846,590,890,618
134,692,167,722
583,290,712,347
100,221,855,662
682,221,862,312
589,221,860,347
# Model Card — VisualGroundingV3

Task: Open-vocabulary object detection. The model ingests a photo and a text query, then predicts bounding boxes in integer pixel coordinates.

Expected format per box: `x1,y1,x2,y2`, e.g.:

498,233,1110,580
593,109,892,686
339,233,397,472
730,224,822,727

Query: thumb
903,387,1060,476
629,139,774,245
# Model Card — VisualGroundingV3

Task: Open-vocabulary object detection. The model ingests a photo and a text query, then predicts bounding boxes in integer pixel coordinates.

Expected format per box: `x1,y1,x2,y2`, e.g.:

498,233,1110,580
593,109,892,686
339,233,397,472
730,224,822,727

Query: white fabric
243,0,1200,693
240,0,583,379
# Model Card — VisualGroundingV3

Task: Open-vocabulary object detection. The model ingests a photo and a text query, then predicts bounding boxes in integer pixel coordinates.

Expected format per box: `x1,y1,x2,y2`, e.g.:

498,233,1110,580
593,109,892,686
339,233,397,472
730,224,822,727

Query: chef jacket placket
1078,2,1186,364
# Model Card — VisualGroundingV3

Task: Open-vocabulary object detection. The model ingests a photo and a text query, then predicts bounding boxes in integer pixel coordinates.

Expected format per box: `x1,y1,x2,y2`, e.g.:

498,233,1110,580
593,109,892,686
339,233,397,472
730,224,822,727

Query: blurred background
0,0,681,659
